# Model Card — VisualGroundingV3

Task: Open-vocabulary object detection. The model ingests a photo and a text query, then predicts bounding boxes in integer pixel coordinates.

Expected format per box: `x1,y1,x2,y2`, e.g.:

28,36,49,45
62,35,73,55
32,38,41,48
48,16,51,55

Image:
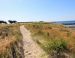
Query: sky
0,0,75,22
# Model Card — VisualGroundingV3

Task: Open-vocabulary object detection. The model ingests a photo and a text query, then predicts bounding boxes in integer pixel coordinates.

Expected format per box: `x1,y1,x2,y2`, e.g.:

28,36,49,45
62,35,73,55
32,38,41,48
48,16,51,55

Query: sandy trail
20,25,48,58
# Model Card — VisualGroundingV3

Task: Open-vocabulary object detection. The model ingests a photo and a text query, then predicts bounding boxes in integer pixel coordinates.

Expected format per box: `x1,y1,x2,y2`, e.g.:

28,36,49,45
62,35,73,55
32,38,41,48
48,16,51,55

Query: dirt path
20,25,48,58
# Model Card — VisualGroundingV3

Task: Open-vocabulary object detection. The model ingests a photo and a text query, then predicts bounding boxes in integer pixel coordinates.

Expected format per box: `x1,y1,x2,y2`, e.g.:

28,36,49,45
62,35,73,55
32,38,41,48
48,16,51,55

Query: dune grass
0,23,24,58
23,22,75,57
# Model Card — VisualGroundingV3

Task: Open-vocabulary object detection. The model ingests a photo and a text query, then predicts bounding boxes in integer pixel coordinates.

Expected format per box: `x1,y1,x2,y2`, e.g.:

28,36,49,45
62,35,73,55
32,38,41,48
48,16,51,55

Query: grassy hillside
23,22,75,58
0,24,24,58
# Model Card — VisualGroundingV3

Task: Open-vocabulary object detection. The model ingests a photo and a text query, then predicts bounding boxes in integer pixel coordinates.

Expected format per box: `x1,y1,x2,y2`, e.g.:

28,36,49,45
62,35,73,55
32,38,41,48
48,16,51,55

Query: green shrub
44,39,69,57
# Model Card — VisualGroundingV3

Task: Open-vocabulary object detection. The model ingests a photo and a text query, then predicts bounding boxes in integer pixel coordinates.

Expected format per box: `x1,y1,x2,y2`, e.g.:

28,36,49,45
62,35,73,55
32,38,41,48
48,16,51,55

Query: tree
0,21,7,24
8,20,17,24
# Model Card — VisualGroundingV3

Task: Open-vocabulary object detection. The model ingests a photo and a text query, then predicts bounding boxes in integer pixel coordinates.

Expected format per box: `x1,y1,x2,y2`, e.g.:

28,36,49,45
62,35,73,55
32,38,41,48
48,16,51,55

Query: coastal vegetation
24,22,75,58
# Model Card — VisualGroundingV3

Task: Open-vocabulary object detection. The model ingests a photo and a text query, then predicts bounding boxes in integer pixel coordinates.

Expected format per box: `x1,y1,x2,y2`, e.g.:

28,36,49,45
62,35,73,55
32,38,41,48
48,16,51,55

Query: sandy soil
20,25,48,58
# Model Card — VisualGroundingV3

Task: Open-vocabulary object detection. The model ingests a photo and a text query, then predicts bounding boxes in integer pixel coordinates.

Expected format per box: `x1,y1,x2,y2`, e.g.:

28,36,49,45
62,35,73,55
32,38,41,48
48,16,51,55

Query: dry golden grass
0,23,22,56
0,36,16,53
23,22,75,54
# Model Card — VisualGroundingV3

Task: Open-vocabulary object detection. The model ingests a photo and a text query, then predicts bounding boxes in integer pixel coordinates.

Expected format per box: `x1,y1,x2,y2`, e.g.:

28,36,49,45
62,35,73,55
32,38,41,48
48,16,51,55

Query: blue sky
0,0,75,22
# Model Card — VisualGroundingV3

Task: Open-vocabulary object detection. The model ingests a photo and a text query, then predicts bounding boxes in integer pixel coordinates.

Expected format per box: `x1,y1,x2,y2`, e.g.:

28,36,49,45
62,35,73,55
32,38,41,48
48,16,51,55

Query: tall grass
0,24,24,58
23,22,75,57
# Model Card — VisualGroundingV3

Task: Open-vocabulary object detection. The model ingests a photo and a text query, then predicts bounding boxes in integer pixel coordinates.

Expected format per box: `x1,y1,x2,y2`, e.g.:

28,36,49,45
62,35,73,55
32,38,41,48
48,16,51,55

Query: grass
23,22,75,57
0,23,24,58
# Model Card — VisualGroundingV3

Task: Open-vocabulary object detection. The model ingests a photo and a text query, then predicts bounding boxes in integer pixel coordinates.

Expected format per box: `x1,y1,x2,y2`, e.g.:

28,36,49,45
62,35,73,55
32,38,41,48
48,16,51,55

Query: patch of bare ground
20,25,48,58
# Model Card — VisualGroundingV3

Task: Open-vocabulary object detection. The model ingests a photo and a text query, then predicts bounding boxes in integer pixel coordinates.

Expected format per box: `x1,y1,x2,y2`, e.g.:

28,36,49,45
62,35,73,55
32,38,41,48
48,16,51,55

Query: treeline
0,20,17,24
